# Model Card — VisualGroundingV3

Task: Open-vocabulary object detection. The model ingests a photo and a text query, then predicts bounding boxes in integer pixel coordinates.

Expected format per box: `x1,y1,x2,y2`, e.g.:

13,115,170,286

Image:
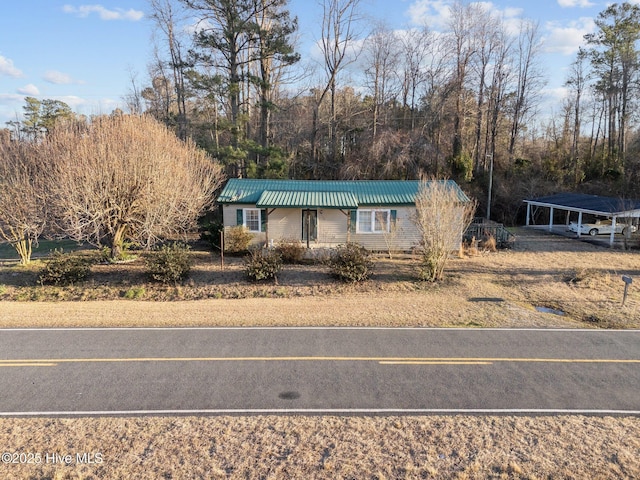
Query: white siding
350,206,421,251
222,204,265,246
223,204,438,252
267,208,301,242
317,209,349,247
267,209,349,247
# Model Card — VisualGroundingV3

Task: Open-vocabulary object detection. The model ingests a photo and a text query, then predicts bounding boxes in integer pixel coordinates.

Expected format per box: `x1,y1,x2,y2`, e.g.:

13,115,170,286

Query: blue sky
0,0,628,127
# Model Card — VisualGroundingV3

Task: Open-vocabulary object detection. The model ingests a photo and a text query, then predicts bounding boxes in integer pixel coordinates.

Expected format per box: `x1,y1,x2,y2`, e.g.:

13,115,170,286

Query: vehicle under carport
523,192,640,247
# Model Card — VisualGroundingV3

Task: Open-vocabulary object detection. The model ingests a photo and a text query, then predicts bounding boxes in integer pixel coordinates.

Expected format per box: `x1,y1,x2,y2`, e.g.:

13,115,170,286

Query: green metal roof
217,179,469,207
256,190,358,209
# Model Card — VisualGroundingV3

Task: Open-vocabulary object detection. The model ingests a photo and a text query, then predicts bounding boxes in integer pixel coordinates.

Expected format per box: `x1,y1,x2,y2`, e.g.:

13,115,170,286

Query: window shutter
236,209,243,226
390,210,397,226
349,210,357,233
261,209,267,232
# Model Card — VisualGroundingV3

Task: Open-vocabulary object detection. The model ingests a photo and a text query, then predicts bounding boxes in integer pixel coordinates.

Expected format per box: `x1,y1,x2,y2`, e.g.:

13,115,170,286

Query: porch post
548,207,554,231
526,202,531,226
610,216,616,247
577,211,583,238
306,209,311,249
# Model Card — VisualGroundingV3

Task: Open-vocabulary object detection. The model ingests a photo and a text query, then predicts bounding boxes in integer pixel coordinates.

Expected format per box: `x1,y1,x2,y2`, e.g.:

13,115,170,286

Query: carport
523,193,640,246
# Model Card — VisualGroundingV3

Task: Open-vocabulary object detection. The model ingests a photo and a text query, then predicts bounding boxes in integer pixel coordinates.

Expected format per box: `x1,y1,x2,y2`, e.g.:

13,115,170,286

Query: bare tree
313,0,362,166
419,32,452,174
413,177,476,281
399,27,431,131
44,115,225,259
447,0,479,163
565,48,589,186
485,25,512,171
143,60,174,121
0,136,47,264
470,6,501,173
507,19,545,161
149,0,191,140
124,67,144,114
362,23,399,138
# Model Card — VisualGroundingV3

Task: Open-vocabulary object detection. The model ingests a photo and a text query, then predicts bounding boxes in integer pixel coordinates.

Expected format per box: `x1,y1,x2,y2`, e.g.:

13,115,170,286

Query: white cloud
49,96,86,111
544,18,595,55
407,0,451,29
0,55,24,78
43,70,83,85
544,86,570,102
0,93,24,104
407,1,523,32
17,84,40,96
62,4,144,21
557,0,594,7
0,94,25,124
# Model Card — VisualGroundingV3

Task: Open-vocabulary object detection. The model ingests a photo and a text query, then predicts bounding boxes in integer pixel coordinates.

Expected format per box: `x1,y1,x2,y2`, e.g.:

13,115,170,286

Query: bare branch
44,114,225,259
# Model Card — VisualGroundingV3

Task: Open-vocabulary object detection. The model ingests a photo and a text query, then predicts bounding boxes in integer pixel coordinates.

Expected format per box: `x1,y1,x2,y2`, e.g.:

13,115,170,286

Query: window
357,209,390,233
244,209,261,232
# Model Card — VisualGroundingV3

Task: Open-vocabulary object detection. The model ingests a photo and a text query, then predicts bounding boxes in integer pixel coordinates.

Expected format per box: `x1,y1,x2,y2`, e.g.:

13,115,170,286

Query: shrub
327,243,374,283
145,242,192,284
413,177,476,282
224,226,253,254
244,248,283,282
123,287,146,299
276,238,306,264
481,234,497,252
417,256,439,282
200,218,224,251
39,249,91,286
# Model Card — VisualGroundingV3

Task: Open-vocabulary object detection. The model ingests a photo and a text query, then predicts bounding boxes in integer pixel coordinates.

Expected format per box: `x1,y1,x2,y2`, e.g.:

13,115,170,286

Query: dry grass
1,228,639,479
0,228,638,328
0,415,638,479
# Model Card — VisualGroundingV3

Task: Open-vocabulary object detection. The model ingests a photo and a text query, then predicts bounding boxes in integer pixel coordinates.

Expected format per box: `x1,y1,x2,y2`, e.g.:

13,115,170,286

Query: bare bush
481,234,497,252
0,136,47,264
44,114,224,259
413,178,477,281
276,238,306,263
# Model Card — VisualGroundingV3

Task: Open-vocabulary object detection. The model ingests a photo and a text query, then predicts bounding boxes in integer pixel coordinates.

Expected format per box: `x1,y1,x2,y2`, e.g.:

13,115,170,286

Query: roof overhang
255,190,359,209
523,193,640,218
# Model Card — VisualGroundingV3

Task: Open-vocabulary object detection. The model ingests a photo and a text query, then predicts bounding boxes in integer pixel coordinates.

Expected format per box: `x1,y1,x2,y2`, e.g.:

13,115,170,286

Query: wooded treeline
7,1,640,226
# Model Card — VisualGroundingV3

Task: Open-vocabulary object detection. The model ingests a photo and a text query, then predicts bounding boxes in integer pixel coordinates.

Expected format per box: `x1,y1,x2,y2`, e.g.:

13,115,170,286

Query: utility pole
486,154,494,221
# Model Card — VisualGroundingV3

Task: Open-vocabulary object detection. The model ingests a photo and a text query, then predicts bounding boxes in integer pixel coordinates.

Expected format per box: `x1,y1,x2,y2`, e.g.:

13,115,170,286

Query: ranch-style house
217,178,470,251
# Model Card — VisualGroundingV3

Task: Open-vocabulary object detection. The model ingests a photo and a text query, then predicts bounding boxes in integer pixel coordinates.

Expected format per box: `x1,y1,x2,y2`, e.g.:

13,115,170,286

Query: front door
302,209,318,247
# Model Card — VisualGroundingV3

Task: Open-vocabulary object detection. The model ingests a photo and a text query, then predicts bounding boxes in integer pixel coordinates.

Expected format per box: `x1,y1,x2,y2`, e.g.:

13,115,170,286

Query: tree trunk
110,224,128,260
15,237,32,265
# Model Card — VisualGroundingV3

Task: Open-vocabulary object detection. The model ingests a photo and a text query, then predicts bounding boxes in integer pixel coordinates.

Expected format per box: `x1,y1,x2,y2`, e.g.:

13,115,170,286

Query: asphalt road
0,327,638,416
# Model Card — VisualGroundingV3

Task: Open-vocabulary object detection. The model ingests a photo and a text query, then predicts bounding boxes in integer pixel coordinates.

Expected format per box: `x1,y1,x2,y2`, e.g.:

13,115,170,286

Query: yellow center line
0,357,638,365
0,363,57,367
380,361,494,365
